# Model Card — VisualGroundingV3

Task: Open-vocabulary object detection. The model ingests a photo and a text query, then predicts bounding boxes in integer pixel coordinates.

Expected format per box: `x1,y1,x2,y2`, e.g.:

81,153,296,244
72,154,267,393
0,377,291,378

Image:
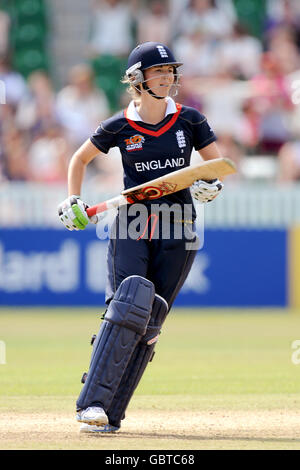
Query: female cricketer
58,42,224,433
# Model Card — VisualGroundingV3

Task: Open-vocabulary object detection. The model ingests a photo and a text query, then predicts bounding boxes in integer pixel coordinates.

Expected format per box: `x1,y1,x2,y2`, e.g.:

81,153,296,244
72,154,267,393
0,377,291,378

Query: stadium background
1,0,300,309
2,0,300,452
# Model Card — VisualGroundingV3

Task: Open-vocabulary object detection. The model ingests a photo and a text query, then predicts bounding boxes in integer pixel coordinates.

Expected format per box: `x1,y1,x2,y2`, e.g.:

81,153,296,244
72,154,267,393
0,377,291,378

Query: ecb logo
0,79,6,104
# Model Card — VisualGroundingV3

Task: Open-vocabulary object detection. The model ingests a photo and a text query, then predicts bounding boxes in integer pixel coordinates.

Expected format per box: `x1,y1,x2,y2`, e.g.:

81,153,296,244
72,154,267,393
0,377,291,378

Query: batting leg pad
76,275,155,412
107,294,169,428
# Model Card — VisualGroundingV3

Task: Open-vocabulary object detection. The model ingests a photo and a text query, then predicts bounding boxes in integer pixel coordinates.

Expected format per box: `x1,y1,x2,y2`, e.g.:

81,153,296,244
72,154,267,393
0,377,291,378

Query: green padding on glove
72,204,89,230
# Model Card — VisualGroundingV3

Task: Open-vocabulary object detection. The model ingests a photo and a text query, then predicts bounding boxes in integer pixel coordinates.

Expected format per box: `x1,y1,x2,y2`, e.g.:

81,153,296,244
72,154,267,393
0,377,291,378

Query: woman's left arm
198,141,223,161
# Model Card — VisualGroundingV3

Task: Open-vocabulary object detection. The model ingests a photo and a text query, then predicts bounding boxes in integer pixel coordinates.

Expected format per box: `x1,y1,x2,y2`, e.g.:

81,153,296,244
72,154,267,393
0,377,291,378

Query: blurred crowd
1,0,300,189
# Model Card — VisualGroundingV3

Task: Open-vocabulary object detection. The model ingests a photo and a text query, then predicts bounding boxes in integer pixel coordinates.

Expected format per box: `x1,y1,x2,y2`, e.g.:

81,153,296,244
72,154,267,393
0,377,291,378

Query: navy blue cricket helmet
125,42,183,87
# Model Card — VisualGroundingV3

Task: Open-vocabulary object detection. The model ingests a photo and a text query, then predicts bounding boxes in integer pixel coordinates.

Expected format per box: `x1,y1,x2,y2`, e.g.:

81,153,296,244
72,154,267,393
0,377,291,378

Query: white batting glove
190,179,223,203
58,195,98,231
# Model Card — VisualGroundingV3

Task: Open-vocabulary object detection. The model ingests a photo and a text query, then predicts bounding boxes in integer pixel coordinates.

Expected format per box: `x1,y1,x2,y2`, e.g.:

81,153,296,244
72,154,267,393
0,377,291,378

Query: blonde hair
121,74,141,101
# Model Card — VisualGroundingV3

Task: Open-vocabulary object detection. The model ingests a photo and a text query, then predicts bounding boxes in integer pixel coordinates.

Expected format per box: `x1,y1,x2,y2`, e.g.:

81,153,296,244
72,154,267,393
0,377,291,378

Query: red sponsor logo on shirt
125,134,145,152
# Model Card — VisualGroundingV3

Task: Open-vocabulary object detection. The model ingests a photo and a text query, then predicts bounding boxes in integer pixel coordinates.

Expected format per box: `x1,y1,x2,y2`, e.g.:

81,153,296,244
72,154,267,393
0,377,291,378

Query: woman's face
143,65,175,97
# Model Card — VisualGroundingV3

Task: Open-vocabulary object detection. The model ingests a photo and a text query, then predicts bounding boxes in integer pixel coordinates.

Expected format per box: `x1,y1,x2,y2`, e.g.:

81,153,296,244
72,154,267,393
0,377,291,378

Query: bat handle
86,195,128,217
87,202,107,217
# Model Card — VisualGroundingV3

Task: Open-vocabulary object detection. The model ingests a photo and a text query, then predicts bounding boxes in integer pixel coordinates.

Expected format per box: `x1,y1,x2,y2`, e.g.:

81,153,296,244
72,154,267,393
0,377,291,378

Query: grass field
0,308,300,450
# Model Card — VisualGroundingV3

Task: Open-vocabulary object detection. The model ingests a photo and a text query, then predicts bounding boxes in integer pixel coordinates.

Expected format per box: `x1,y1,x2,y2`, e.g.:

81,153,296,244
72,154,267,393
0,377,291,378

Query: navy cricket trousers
105,210,199,310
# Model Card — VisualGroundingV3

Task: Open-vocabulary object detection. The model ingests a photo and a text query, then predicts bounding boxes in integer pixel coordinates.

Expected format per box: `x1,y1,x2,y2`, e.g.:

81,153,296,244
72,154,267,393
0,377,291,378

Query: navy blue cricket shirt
90,97,217,220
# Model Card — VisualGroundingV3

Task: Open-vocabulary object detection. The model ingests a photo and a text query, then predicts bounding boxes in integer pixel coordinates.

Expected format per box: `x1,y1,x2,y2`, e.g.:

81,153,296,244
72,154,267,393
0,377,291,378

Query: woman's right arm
68,139,101,196
58,139,103,231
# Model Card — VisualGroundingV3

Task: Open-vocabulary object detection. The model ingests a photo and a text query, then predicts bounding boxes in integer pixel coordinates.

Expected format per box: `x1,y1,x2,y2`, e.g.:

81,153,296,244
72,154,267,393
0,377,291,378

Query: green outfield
0,308,300,450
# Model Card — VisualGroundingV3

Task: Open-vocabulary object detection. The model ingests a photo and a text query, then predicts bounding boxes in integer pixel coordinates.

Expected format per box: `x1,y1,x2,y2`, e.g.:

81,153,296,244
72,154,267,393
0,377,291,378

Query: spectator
213,133,243,175
88,0,134,57
277,139,300,182
176,76,204,111
250,51,294,154
56,63,110,147
0,102,16,135
2,0,300,187
137,1,171,46
196,71,255,145
175,0,235,41
0,10,10,55
2,127,29,181
0,54,28,106
265,25,300,75
215,23,263,80
88,147,123,193
238,99,261,154
15,70,57,137
0,157,6,182
0,127,8,182
173,23,218,77
265,0,300,40
27,124,71,183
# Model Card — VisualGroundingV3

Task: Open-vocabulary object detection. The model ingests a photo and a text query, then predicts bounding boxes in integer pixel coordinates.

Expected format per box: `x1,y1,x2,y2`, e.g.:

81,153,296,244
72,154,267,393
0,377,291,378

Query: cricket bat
86,157,236,217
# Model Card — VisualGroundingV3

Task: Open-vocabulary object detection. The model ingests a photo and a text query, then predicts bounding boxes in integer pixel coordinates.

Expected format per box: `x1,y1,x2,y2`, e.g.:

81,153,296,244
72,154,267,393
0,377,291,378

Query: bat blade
86,158,236,216
122,157,236,203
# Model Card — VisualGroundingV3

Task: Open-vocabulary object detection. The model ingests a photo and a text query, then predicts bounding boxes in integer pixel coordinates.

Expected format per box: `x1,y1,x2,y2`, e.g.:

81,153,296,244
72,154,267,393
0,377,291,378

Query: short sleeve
90,123,117,154
188,109,217,151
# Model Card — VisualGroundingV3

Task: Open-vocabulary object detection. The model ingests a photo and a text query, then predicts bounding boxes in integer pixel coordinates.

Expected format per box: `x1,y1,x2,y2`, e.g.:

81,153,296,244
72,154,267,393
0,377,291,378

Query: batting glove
58,195,98,231
190,179,223,203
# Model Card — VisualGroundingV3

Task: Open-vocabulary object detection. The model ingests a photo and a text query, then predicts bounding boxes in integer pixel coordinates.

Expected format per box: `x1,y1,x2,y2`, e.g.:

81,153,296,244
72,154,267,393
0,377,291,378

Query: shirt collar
126,97,177,121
